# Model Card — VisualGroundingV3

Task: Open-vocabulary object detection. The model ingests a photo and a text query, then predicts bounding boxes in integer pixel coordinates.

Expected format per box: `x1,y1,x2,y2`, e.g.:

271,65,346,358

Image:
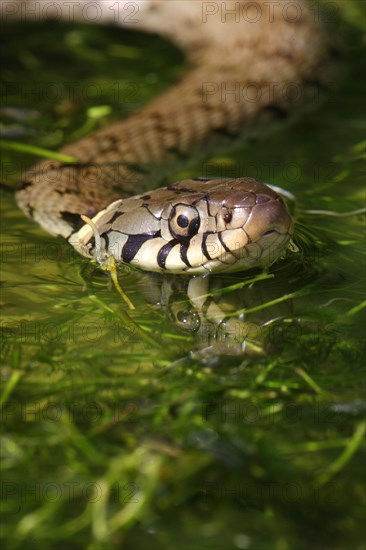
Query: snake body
11,0,332,274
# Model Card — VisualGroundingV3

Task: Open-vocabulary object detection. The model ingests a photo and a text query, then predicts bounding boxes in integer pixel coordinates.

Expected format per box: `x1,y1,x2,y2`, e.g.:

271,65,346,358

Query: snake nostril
223,211,233,224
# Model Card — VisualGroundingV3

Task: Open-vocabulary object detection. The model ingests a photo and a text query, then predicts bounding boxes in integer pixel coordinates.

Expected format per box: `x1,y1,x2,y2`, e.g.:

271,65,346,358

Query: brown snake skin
8,0,333,273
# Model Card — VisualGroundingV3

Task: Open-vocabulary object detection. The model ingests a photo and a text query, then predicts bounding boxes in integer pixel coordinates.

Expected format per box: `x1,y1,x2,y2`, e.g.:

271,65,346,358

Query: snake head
71,177,294,275
157,178,294,273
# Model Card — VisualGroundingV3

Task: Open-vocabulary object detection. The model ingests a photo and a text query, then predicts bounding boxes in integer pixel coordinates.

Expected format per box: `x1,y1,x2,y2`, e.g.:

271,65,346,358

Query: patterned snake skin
7,0,333,274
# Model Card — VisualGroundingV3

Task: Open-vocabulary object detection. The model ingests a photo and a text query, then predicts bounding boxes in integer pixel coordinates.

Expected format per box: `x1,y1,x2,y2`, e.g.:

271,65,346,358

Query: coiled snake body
11,0,332,274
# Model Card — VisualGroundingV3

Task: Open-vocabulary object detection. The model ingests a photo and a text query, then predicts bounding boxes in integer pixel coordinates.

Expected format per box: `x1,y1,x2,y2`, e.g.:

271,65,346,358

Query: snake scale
9,0,333,274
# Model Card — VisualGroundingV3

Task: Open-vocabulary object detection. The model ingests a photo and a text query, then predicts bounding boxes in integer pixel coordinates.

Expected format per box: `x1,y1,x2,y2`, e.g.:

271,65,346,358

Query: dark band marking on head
179,241,192,267
218,232,232,254
202,233,213,261
157,239,179,269
121,232,159,263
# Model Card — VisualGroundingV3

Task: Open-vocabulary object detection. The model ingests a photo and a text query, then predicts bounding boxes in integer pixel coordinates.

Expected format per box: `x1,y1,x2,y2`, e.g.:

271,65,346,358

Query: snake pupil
177,214,189,228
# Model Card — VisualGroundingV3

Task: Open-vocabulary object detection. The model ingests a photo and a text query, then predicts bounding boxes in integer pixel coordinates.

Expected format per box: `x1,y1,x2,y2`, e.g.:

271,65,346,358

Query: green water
1,7,365,550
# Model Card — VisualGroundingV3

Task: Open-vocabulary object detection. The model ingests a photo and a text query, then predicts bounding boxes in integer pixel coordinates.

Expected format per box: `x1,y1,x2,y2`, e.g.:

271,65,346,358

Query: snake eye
169,204,200,240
